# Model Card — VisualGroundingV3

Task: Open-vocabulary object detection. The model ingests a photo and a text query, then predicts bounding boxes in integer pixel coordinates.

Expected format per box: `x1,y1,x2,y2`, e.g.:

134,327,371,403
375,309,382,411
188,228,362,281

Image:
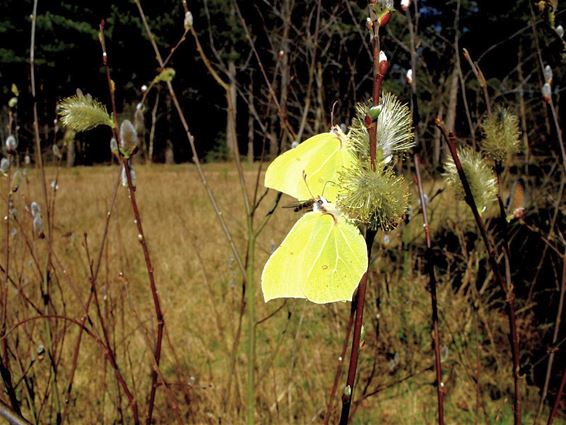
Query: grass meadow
1,162,558,424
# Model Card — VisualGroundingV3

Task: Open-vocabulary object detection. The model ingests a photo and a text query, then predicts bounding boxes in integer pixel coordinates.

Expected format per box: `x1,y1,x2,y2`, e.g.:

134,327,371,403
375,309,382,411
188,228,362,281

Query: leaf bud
368,105,383,121
377,9,392,27
379,51,389,75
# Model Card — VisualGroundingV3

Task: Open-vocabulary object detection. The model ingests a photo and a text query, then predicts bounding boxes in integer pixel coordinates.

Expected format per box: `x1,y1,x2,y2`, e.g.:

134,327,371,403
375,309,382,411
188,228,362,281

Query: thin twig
536,249,565,423
546,366,566,425
414,155,445,424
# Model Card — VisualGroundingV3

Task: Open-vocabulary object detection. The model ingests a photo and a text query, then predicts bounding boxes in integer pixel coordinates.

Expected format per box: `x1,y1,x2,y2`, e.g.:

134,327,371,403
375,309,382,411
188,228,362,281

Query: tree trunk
445,67,459,134
148,91,160,164
278,0,291,148
226,60,237,159
165,140,174,164
64,128,75,167
247,83,254,162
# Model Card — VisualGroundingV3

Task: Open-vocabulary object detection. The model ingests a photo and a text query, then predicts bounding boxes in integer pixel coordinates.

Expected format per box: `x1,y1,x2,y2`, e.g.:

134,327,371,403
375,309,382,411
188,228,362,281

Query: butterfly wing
261,210,367,304
261,212,317,302
302,215,368,303
264,132,355,202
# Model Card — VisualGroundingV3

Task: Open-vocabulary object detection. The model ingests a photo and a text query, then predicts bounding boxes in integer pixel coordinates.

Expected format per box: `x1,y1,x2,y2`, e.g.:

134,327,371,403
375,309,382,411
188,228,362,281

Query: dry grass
0,163,558,424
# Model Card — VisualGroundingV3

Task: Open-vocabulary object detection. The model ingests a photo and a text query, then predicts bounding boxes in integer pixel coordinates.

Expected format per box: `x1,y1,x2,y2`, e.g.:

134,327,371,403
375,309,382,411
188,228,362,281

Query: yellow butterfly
261,197,367,303
264,128,356,203
262,130,367,304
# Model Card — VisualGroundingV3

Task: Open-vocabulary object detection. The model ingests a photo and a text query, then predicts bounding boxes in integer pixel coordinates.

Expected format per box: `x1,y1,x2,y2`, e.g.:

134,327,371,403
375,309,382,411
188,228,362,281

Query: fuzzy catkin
337,162,410,231
481,106,520,162
444,148,497,214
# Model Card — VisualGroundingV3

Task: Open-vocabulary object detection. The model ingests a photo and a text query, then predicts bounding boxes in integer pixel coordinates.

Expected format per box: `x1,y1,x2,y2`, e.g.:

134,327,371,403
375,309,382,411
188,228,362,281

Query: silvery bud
0,158,10,175
556,25,564,39
401,0,411,11
119,120,139,158
405,69,413,85
543,65,553,84
31,201,41,218
5,135,17,154
33,215,44,238
184,11,193,31
542,83,552,102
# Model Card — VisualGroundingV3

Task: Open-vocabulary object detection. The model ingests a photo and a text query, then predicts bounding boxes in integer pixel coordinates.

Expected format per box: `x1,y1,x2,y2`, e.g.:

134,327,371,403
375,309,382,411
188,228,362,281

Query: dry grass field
0,163,560,424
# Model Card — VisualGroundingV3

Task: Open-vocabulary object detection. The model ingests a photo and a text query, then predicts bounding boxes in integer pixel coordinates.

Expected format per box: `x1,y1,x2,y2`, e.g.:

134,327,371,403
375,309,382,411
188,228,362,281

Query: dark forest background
0,0,564,165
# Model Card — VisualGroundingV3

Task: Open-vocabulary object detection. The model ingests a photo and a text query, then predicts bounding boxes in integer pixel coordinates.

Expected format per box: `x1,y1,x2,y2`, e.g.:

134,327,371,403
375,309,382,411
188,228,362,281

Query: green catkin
443,147,497,214
58,90,114,132
337,162,410,231
481,106,520,163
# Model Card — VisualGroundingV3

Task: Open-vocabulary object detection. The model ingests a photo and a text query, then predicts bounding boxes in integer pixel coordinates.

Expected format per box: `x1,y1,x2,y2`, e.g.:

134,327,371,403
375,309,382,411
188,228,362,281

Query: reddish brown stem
435,119,522,425
100,20,164,425
547,366,566,425
339,230,376,425
323,308,354,424
414,155,445,425
339,3,386,422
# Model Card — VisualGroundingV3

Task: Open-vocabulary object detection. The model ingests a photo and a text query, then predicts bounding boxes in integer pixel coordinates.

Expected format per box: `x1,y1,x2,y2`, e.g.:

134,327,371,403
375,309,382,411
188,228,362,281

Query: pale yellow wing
264,132,356,202
261,213,317,301
302,214,368,303
261,210,367,304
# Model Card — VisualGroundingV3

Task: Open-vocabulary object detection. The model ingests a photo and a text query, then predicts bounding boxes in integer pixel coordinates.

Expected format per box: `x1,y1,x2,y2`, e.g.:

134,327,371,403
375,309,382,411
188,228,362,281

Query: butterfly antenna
321,180,337,200
331,100,339,127
302,170,316,201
